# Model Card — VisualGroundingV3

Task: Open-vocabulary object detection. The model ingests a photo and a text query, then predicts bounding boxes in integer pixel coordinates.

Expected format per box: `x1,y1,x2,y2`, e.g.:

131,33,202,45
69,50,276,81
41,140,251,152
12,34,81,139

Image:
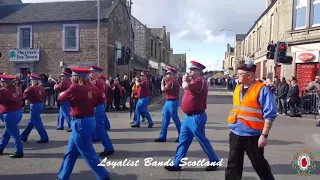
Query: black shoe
131,124,140,128
205,165,219,171
66,129,72,132
37,140,49,143
21,138,27,142
175,138,179,143
103,177,111,180
92,139,100,142
148,124,153,128
164,165,181,171
0,150,3,155
9,152,24,158
56,128,63,130
99,150,115,157
154,138,166,142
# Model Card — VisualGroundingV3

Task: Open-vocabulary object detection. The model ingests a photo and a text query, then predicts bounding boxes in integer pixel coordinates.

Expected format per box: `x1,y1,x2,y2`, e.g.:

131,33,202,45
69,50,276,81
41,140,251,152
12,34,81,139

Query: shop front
290,43,320,92
160,63,169,75
149,60,159,76
295,50,319,91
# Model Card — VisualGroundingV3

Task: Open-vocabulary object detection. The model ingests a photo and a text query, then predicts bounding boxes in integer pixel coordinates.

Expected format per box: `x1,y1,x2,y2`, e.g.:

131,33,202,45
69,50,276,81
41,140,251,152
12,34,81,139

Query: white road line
312,134,320,148
149,96,166,108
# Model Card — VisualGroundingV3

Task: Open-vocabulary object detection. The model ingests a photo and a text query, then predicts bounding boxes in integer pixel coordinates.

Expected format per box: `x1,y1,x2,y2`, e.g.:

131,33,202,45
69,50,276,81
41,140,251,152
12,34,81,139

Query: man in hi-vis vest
225,61,277,180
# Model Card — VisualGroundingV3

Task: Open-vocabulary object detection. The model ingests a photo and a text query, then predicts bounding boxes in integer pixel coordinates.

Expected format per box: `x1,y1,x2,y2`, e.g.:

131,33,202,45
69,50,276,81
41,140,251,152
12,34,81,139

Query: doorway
20,68,31,79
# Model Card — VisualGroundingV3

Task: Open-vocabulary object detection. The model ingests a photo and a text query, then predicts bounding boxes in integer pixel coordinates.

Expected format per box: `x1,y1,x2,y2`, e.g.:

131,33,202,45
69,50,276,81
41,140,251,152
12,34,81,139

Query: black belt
72,116,94,120
186,111,205,116
167,99,179,101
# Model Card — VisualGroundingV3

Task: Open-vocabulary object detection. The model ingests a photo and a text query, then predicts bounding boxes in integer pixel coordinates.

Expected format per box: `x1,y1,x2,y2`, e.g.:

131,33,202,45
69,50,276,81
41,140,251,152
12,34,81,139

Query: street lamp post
128,0,133,79
97,0,101,67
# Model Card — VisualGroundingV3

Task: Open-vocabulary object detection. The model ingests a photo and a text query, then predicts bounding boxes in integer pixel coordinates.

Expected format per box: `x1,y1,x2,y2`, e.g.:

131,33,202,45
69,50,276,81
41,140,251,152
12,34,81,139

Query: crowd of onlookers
1,72,165,111
210,75,320,118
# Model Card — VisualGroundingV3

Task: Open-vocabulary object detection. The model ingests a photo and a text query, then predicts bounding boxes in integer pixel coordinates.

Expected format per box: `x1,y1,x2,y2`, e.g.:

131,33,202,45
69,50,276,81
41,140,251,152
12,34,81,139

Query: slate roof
0,0,117,24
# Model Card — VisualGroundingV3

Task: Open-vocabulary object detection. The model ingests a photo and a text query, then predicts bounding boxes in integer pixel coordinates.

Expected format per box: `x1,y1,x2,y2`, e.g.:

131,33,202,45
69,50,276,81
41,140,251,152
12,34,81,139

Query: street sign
9,49,40,62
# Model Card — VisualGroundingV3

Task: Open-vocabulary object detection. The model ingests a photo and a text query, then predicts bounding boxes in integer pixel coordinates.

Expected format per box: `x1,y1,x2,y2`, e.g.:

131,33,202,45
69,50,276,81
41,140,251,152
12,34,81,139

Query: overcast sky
22,0,266,71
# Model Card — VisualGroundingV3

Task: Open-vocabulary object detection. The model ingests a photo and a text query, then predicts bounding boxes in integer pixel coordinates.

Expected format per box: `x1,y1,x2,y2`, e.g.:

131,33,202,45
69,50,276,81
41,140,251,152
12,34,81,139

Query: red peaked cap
167,67,177,74
0,74,16,81
189,61,206,70
141,71,148,76
28,73,41,80
89,66,103,72
70,67,92,77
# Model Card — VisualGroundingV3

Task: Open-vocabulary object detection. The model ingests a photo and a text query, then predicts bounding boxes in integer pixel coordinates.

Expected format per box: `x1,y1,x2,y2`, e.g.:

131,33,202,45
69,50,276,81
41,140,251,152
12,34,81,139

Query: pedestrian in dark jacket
287,79,300,117
277,77,289,115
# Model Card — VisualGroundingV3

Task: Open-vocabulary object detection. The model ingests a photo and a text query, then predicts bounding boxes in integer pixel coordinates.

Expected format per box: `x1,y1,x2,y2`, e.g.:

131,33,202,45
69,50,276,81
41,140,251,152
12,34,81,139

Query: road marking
149,96,165,108
312,134,320,148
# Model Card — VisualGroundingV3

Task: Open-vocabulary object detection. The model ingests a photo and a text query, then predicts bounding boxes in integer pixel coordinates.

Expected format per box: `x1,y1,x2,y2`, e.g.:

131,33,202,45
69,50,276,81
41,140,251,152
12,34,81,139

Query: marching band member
131,71,153,128
89,67,115,157
55,72,72,132
155,67,181,142
0,74,24,158
165,61,220,171
56,67,110,180
20,73,49,143
225,61,276,180
89,66,110,130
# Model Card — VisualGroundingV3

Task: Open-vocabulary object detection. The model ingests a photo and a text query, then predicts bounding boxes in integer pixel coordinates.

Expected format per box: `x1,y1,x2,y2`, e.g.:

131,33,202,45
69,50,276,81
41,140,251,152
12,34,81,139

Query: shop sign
9,49,40,62
296,51,319,63
298,53,315,61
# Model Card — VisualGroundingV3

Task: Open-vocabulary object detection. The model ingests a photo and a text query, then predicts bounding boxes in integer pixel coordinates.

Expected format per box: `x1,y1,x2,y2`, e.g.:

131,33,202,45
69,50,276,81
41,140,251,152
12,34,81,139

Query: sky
22,0,266,71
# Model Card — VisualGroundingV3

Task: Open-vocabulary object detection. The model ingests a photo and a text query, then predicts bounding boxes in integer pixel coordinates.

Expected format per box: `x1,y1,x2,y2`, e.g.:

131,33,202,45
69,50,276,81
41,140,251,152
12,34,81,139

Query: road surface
0,86,319,180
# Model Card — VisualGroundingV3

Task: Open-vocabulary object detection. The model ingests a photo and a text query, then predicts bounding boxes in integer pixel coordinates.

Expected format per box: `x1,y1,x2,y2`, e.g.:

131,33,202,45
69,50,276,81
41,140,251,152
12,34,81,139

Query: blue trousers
58,117,109,180
158,100,181,139
0,110,23,153
92,104,114,151
103,102,110,129
21,103,49,141
134,97,153,126
57,101,71,129
173,112,220,167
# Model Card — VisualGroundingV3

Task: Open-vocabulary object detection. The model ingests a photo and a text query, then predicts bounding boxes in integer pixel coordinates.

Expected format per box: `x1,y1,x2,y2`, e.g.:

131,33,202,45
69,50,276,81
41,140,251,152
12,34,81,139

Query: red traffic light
279,45,286,50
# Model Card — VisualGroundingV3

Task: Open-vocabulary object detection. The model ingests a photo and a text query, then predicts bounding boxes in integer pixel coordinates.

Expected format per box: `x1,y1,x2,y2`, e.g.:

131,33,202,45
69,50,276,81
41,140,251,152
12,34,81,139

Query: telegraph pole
128,0,133,79
97,0,101,66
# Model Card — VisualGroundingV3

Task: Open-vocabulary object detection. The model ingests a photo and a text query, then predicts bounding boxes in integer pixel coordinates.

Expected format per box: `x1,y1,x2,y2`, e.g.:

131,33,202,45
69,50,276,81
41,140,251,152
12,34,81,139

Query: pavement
1,86,320,180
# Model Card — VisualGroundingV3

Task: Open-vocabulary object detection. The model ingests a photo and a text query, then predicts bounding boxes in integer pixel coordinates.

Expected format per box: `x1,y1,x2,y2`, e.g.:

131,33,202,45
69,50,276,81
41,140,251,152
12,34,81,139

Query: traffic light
266,43,276,59
275,41,292,64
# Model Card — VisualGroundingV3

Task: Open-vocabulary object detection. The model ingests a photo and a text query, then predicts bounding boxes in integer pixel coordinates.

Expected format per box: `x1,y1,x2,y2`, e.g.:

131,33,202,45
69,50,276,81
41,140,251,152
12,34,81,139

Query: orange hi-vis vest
228,81,265,130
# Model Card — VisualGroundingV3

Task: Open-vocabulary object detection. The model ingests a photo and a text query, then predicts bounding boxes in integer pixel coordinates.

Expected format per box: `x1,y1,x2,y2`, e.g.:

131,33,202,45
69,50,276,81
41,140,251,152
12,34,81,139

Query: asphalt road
0,86,320,180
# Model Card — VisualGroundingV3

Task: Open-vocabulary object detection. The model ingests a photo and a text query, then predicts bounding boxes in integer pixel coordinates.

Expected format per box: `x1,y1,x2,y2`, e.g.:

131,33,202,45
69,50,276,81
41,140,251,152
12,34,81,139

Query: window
311,0,320,27
270,14,274,41
62,24,79,51
150,39,153,57
17,25,32,49
293,0,307,29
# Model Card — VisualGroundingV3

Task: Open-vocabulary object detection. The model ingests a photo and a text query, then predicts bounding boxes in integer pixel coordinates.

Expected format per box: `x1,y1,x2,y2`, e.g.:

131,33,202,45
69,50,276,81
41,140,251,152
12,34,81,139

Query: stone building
234,34,246,70
150,27,171,76
224,43,235,76
241,0,320,90
0,0,133,79
131,16,149,76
